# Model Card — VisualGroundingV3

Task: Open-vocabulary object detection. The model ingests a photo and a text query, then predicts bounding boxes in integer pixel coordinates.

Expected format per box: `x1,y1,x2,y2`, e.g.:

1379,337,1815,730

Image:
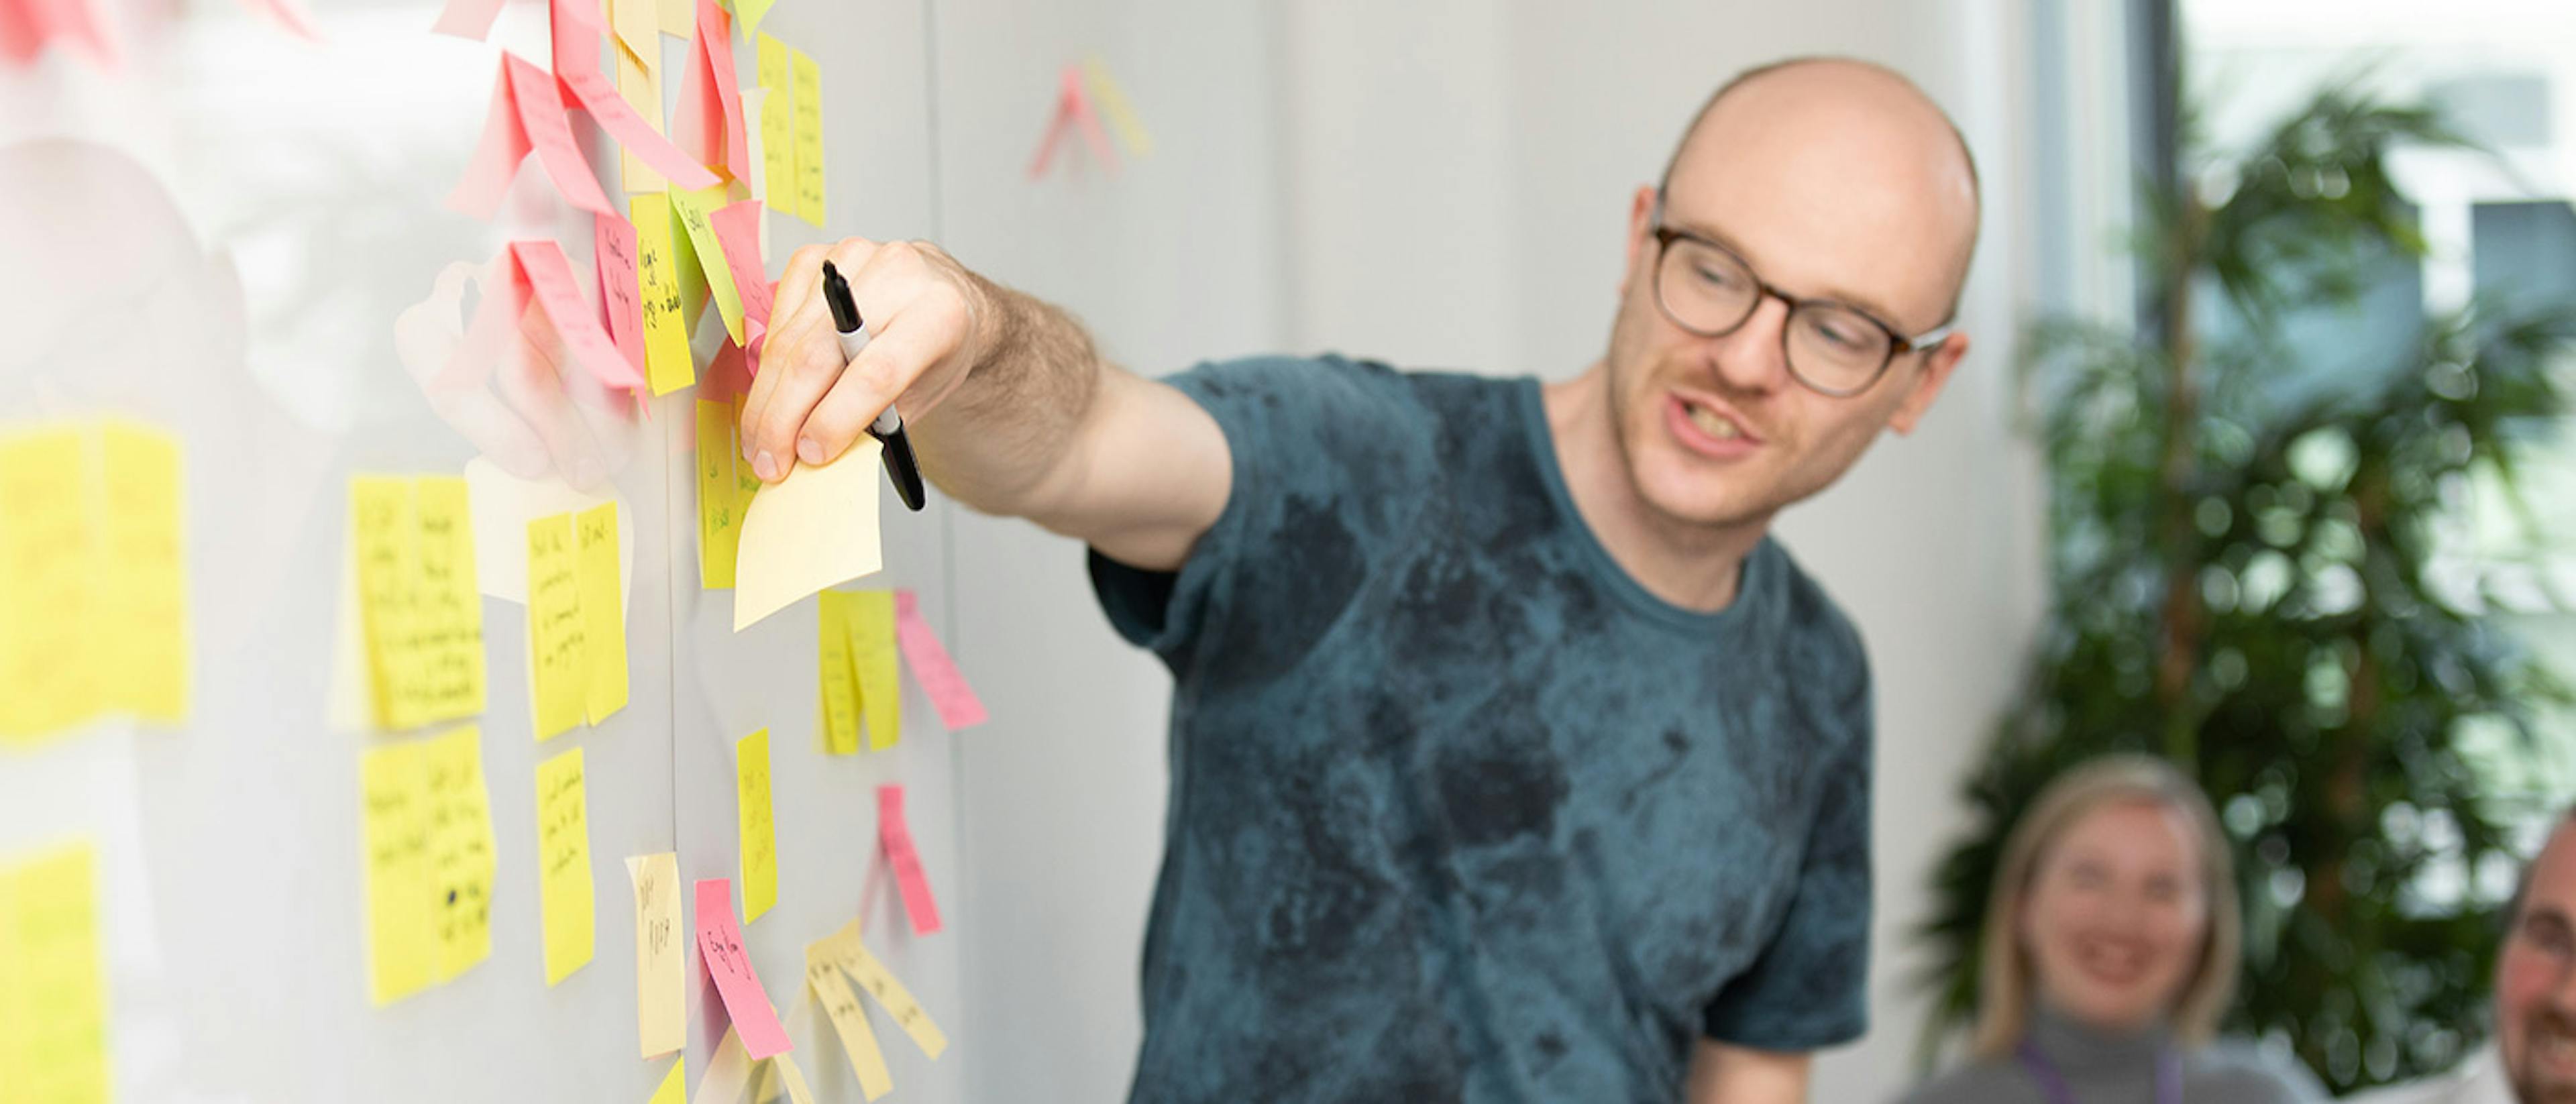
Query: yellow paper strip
756,34,796,204
806,946,894,1099
0,427,100,744
100,419,189,724
810,919,947,1059
578,502,629,724
350,475,417,730
671,185,746,343
413,476,488,724
360,739,436,1005
1083,56,1155,157
696,400,743,589
649,1056,687,1104
846,590,899,750
816,592,860,755
536,746,596,985
425,724,496,983
737,728,777,923
731,438,884,632
628,853,685,1057
613,0,665,192
0,840,112,1104
633,192,696,395
791,49,823,226
527,512,588,740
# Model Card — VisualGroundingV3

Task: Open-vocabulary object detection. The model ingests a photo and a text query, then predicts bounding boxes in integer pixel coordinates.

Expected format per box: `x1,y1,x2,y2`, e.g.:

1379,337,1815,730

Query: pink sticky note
237,0,321,42
876,786,943,936
549,0,609,75
671,0,749,184
708,200,773,330
1028,65,1119,182
894,590,987,730
3,0,119,68
694,879,792,1060
506,54,617,217
593,214,646,376
560,66,723,190
445,66,533,219
511,240,647,392
429,0,502,38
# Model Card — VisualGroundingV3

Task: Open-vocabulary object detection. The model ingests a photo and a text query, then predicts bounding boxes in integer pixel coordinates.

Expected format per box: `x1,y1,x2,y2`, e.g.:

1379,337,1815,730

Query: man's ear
1621,185,1658,297
1888,331,1969,436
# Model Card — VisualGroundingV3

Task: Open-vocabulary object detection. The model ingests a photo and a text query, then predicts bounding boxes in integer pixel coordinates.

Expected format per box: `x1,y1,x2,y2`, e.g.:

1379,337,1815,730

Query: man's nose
1706,294,1795,396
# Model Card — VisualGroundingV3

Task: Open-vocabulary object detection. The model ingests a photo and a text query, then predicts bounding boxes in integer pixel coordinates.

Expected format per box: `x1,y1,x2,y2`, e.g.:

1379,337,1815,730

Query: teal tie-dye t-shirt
1088,355,1876,1103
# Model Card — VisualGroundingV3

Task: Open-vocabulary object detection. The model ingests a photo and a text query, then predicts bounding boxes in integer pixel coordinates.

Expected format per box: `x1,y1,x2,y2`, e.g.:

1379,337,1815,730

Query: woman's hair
1968,753,2241,1058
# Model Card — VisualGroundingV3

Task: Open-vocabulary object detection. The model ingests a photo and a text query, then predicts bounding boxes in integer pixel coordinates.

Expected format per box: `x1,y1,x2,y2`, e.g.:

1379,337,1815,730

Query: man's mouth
1668,393,1762,455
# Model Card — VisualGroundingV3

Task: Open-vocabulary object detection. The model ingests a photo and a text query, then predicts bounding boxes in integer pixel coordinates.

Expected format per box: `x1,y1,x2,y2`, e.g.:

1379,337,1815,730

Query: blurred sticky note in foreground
537,746,596,985
101,421,189,722
737,728,777,924
350,474,487,732
648,1057,685,1104
0,840,112,1104
362,738,436,1004
694,877,792,1058
791,48,823,225
627,853,684,1058
894,590,987,730
732,439,883,632
425,724,496,984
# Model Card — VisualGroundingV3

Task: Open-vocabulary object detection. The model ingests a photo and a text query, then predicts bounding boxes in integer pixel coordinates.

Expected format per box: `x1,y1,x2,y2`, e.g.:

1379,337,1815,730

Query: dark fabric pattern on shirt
1088,355,1876,1104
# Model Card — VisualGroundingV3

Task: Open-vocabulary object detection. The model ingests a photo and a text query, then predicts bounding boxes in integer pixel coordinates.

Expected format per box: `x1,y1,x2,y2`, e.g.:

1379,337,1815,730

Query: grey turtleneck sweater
1889,1006,2327,1104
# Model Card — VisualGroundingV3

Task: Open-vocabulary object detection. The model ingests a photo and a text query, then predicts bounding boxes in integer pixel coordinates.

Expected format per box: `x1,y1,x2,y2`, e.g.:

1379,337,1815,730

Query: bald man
748,57,1978,1103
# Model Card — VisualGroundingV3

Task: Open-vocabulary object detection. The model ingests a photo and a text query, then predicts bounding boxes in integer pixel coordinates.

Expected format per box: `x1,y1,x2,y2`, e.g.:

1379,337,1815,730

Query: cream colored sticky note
527,512,588,741
691,1026,757,1104
806,946,893,1099
810,919,947,1059
756,34,795,205
654,0,687,36
627,853,685,1057
816,592,859,755
696,400,743,589
613,0,666,192
425,724,496,983
736,728,777,923
671,185,747,344
649,1057,687,1104
536,746,595,985
845,590,899,750
361,739,436,1005
578,502,629,724
0,840,112,1104
99,419,189,724
633,192,696,395
0,427,99,745
732,438,884,632
413,476,488,724
790,49,822,226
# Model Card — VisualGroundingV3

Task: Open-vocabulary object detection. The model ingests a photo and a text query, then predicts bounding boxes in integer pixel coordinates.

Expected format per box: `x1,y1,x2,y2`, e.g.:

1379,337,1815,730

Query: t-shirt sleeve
1700,647,1875,1050
1088,354,1428,673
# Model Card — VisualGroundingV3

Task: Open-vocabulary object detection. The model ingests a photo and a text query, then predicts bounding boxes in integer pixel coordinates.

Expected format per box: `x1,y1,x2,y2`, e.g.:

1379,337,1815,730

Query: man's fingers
743,237,879,463
796,309,959,469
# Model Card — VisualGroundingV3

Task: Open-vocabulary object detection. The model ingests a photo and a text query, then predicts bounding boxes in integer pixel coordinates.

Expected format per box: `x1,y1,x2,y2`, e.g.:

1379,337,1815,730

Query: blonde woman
1894,755,2323,1104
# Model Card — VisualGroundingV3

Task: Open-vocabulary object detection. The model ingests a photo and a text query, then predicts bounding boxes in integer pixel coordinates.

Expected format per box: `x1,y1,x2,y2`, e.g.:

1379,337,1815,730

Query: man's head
2499,809,2576,1103
1602,57,1980,533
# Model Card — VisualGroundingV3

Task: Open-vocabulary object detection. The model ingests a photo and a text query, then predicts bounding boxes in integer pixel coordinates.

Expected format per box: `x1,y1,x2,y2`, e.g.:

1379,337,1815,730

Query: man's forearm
910,275,1108,518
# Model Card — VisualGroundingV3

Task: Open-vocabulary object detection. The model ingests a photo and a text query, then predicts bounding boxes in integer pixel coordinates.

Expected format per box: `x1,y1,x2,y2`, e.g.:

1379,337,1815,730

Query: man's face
2500,822,2576,1104
1600,70,1974,533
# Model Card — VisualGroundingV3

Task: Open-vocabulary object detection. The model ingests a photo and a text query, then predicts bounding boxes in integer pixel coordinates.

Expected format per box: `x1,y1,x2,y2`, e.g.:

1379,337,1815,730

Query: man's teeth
1687,403,1741,440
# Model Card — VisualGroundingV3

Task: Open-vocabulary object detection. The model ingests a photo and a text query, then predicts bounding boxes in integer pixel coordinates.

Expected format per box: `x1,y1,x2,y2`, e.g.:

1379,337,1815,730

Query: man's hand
1684,1040,1811,1104
739,238,987,483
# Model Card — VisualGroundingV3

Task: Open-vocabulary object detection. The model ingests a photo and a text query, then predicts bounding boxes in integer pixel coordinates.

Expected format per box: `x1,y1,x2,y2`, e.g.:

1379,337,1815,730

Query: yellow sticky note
649,1056,686,1104
696,400,743,590
0,427,101,745
0,840,112,1104
527,512,588,741
791,49,823,226
536,745,595,985
100,419,189,724
737,728,777,923
816,592,860,755
810,919,947,1059
671,185,746,344
628,854,685,1058
845,591,900,750
1084,56,1155,158
653,0,686,36
731,437,884,632
757,34,796,204
361,739,436,1005
412,476,488,724
350,476,420,730
807,948,894,1099
614,0,665,192
733,0,773,43
425,724,496,983
632,192,696,395
578,502,629,724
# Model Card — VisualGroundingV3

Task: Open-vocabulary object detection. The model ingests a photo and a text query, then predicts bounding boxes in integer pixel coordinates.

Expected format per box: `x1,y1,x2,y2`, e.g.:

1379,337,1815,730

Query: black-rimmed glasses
1648,197,1953,397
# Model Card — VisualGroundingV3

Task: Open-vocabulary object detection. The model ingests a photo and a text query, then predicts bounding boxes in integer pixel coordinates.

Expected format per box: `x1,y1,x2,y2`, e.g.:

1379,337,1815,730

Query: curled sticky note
671,0,749,185
448,55,619,219
695,879,792,1059
894,590,985,730
731,439,883,632
560,64,722,190
506,239,649,394
877,785,941,935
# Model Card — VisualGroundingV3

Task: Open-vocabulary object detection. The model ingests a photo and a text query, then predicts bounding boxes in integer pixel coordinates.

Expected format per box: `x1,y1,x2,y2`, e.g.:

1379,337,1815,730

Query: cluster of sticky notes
755,33,824,226
527,502,628,741
0,839,111,1103
537,745,596,985
877,785,941,936
818,588,988,754
1028,57,1154,181
627,853,685,1058
447,52,714,222
360,724,498,1005
350,474,486,734
0,419,190,746
804,917,946,1099
737,728,778,923
696,877,791,1058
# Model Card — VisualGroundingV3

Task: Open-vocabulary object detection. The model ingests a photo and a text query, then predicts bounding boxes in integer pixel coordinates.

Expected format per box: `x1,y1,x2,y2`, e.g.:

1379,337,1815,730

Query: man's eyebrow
1671,214,1914,333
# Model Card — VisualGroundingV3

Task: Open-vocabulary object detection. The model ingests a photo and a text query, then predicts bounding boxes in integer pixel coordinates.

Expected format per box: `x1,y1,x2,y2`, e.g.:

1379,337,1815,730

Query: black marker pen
820,260,928,512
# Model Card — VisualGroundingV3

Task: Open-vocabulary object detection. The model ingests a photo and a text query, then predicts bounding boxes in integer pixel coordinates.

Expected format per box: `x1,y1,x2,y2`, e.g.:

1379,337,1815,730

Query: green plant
1913,79,2576,1093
